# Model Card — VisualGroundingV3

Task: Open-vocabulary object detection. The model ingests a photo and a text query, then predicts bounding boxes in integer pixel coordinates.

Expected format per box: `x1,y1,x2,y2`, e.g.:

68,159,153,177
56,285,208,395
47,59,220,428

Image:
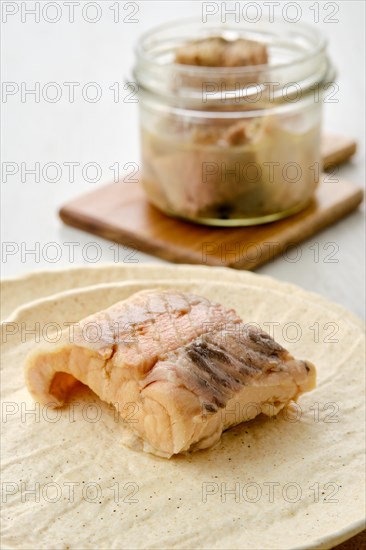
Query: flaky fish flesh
25,289,316,457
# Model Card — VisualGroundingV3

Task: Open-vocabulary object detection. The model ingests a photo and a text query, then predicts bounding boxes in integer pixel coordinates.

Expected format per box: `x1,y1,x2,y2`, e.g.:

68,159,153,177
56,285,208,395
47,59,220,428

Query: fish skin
25,289,316,458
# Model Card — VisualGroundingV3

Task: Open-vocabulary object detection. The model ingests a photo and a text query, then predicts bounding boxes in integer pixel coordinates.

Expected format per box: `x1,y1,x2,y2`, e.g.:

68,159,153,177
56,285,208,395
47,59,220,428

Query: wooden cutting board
60,134,362,270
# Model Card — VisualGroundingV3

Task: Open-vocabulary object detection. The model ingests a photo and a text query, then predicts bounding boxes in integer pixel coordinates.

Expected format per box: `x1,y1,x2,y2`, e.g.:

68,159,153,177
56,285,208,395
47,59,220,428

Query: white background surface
1,1,365,319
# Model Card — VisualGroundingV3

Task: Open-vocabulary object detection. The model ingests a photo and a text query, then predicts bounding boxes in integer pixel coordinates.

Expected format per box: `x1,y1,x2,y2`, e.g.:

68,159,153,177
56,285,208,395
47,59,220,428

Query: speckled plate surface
1,276,365,549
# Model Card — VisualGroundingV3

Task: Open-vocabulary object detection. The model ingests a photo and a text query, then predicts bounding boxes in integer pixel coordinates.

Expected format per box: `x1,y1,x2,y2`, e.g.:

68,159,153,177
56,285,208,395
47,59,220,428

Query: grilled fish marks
25,289,316,458
74,290,240,371
141,327,312,414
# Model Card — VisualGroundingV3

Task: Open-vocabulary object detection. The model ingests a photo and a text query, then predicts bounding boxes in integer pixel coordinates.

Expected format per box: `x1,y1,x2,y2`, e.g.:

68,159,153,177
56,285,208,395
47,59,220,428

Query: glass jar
133,19,335,226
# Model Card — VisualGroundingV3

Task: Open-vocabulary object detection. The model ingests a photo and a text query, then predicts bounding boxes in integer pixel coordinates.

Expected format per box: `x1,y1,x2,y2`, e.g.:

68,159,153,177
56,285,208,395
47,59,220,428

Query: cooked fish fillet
25,289,316,457
175,36,268,67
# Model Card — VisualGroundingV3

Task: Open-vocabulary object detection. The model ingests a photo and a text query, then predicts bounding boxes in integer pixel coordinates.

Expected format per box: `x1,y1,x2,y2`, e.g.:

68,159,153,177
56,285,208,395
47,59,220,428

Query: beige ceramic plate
1,264,364,332
1,279,365,549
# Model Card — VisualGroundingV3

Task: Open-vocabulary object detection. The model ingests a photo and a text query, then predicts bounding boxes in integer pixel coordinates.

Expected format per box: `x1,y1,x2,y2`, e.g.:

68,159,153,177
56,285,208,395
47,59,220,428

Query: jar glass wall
134,19,334,226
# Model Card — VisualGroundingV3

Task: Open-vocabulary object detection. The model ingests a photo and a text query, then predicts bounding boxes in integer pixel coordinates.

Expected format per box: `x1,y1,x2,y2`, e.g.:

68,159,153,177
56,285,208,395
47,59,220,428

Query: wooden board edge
232,187,364,270
59,184,363,271
323,141,357,170
59,206,217,266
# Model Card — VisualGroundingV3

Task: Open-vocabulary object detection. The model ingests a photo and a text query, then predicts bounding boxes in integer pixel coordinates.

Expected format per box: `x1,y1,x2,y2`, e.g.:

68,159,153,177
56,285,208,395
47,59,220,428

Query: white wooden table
2,1,365,319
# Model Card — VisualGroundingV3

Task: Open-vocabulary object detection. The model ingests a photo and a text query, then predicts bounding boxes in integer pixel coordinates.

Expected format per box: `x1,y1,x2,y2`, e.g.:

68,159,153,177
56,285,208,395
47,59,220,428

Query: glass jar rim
134,16,328,75
138,86,322,119
133,17,334,106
